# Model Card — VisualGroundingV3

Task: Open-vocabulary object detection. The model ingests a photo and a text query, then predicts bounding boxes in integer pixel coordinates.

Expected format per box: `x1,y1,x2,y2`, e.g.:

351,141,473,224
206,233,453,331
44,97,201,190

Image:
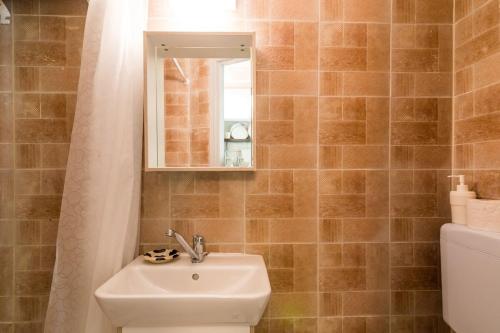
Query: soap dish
143,248,179,264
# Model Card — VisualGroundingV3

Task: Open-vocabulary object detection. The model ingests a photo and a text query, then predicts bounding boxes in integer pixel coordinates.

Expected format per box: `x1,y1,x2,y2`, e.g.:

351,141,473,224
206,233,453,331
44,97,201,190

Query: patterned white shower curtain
44,0,147,332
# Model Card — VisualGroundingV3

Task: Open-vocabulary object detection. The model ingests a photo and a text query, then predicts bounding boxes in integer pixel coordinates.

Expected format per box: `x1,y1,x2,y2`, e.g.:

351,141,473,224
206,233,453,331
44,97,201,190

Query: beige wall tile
269,22,294,46
14,16,39,41
474,141,500,169
319,146,342,169
15,42,66,67
320,72,343,96
455,16,473,46
320,121,366,145
15,271,52,295
246,195,294,218
391,267,439,290
343,72,390,96
392,73,415,97
455,27,500,70
256,46,294,70
343,218,389,242
342,146,389,169
320,48,367,71
455,113,500,144
256,121,294,144
391,194,436,217
269,219,317,242
392,25,416,48
474,171,500,198
15,196,61,219
391,123,437,145
367,24,391,71
269,145,317,169
320,0,343,21
294,23,318,70
343,291,390,315
319,195,365,218
472,0,499,36
344,0,390,22
473,53,500,89
13,0,40,15
269,293,317,317
319,219,342,242
195,219,244,243
269,71,318,95
39,67,79,91
170,195,219,218
14,94,39,118
414,73,452,96
39,0,87,15
269,0,318,20
293,97,317,144
473,82,500,115
319,268,366,291
416,25,439,48
393,0,416,23
455,0,472,21
392,49,439,72
5,0,460,329
415,0,453,23
320,23,343,46
40,17,65,41
15,119,68,143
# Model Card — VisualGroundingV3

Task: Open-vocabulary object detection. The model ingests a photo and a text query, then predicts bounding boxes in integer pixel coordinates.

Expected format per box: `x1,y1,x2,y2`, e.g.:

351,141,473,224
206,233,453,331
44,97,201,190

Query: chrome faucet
165,229,207,263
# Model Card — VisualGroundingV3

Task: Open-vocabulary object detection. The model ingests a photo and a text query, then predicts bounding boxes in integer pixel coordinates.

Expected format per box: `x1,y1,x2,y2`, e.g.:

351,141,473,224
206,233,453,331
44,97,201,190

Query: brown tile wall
0,0,87,331
0,0,458,331
142,0,454,332
453,0,500,199
390,0,453,331
164,58,210,167
164,58,191,166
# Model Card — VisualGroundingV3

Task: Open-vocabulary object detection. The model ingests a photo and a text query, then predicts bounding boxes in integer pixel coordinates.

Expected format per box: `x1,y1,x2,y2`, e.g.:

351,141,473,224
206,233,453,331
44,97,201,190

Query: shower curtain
44,0,147,332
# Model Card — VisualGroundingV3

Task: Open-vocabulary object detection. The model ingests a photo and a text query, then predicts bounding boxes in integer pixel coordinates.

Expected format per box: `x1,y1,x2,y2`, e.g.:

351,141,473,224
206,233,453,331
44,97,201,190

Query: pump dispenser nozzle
448,175,468,192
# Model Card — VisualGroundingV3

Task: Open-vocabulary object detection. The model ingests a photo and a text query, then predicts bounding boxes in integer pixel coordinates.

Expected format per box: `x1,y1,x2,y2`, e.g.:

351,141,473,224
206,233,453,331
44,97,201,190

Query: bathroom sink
95,253,271,329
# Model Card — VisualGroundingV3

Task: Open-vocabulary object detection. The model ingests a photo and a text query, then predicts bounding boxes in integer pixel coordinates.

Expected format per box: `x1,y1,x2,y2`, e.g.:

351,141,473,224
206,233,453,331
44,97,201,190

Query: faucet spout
165,229,206,263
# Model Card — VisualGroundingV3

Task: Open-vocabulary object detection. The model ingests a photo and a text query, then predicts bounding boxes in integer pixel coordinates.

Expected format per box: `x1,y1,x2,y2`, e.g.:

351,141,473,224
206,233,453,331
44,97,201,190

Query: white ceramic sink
95,253,271,332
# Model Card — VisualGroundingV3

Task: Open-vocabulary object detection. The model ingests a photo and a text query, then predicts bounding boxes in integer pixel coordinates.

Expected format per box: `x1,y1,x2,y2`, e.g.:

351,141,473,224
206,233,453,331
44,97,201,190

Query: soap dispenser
448,175,476,225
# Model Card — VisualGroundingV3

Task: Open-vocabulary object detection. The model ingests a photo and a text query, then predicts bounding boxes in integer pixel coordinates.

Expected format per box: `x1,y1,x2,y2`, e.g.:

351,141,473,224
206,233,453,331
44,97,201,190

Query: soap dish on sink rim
143,248,179,264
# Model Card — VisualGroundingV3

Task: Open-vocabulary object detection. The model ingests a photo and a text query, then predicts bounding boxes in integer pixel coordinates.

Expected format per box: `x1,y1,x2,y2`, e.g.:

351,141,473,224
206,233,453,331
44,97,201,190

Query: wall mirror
144,32,256,171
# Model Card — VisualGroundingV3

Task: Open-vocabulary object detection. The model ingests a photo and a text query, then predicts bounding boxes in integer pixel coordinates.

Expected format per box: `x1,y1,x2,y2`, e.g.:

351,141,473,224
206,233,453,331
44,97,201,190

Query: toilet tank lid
441,223,500,258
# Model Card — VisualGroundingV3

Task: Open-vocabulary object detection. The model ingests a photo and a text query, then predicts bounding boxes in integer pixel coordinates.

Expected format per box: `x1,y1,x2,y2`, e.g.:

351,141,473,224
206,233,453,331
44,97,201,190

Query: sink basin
95,253,271,331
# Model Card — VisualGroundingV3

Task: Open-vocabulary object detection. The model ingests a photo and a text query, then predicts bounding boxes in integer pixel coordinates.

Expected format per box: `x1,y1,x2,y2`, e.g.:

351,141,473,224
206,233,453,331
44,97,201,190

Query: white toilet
441,223,500,333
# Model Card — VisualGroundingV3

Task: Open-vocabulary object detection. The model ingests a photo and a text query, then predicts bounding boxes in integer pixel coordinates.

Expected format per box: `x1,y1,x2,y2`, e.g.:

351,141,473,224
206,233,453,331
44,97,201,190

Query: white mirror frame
144,31,256,171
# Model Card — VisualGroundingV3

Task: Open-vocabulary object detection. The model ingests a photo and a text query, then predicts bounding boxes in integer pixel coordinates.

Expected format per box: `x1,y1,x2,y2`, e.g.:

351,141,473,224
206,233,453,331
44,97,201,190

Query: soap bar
467,199,500,233
143,248,179,264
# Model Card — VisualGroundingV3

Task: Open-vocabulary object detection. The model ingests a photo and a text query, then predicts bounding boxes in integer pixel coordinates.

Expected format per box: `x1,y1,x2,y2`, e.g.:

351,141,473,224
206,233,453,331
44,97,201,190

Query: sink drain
192,273,199,280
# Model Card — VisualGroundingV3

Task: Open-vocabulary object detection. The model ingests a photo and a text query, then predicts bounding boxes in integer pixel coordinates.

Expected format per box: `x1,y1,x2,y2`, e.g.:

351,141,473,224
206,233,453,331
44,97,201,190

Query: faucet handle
192,235,206,257
165,229,176,237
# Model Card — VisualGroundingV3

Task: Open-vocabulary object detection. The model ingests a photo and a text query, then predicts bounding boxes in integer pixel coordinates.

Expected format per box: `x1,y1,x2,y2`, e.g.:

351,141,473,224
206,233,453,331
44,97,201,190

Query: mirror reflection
144,32,255,170
164,58,252,167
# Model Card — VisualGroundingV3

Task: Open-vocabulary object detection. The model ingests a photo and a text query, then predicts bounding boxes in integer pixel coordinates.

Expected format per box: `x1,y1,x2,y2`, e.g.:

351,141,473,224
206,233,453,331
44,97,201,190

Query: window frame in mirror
143,31,256,172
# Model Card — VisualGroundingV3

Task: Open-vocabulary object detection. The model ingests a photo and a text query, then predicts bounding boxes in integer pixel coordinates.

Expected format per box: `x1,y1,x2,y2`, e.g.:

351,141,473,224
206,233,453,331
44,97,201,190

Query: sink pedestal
123,326,250,333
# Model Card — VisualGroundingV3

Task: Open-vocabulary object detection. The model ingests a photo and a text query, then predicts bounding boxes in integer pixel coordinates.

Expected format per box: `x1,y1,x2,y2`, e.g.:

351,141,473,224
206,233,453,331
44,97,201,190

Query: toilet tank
441,223,500,333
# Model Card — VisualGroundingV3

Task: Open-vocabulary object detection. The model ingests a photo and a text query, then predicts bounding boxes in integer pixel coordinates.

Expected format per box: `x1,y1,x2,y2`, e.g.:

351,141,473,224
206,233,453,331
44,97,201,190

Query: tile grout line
388,0,394,331
451,0,456,178
315,0,320,330
10,1,16,327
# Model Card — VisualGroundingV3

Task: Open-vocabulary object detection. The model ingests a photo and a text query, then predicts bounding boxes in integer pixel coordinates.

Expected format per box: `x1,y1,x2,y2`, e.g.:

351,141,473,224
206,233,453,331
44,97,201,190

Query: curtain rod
172,58,190,84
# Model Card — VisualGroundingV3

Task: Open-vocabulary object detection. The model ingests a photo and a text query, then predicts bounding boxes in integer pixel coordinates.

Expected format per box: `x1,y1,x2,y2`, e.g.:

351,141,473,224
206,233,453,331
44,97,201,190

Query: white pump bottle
448,175,476,225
